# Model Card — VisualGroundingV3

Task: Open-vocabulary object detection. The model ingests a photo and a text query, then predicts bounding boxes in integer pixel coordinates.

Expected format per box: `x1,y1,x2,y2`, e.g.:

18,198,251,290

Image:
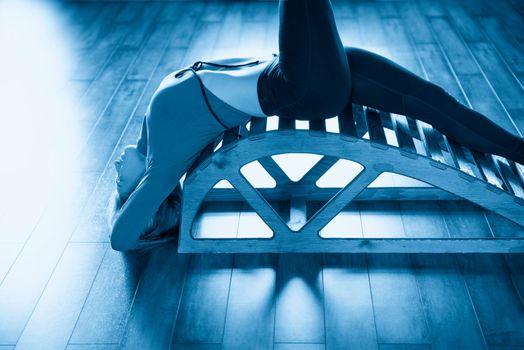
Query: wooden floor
1,0,524,348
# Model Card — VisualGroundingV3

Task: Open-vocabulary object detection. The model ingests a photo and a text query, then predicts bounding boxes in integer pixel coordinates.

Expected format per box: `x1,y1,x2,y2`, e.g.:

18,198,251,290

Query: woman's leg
258,0,351,120
344,46,524,164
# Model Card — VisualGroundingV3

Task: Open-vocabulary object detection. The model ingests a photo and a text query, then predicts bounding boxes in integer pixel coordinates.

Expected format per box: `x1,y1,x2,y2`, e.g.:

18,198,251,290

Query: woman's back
188,55,275,117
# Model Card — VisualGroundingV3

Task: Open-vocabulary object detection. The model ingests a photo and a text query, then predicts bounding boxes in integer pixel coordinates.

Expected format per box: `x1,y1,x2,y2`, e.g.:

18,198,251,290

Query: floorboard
221,254,277,350
323,254,377,350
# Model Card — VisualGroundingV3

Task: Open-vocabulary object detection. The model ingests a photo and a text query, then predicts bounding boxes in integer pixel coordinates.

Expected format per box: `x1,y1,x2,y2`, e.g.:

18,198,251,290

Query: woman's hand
114,145,146,201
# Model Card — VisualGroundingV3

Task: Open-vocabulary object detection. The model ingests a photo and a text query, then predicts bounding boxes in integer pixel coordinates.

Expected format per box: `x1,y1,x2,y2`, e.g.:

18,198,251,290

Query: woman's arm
109,164,185,251
108,187,177,252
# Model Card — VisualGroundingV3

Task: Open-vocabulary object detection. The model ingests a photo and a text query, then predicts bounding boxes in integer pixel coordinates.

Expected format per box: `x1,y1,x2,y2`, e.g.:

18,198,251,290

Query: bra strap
178,67,230,130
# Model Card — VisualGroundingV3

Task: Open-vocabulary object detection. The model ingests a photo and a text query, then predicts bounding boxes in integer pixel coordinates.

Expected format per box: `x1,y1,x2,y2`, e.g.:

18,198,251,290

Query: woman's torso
147,55,277,168
188,54,276,117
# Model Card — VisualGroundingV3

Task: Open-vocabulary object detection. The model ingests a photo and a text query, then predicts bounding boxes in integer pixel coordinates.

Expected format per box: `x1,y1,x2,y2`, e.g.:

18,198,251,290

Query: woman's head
109,144,182,248
114,145,146,200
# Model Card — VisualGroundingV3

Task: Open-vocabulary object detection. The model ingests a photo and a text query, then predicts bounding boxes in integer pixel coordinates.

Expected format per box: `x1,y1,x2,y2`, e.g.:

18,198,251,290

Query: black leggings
257,0,524,164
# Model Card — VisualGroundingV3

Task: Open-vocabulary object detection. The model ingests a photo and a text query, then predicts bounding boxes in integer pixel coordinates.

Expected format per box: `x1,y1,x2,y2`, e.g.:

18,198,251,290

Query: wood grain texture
3,2,524,349
323,254,377,350
172,254,233,344
221,253,278,350
16,243,107,350
120,245,188,349
362,187,428,346
69,249,147,344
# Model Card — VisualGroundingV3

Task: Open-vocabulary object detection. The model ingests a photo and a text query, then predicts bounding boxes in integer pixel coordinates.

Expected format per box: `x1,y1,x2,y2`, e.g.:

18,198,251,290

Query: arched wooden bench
178,103,524,253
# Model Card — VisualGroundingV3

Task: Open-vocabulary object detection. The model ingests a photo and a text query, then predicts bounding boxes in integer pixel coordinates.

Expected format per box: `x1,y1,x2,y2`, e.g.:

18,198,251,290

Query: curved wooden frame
178,104,524,253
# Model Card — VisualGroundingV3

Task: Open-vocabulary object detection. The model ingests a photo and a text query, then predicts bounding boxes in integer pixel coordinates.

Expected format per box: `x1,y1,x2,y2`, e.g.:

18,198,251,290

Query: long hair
108,183,182,244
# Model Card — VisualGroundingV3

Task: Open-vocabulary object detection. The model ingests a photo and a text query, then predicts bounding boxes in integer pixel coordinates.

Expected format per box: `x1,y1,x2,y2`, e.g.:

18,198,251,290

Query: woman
109,0,524,251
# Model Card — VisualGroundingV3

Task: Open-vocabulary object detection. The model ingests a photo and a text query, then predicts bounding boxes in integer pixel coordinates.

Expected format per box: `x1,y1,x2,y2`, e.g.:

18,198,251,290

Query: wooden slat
352,104,368,138
437,134,458,167
338,103,357,138
391,113,417,155
278,117,295,134
238,122,250,138
378,110,394,130
71,24,130,81
492,157,524,196
471,151,506,190
248,117,268,139
221,125,241,151
445,139,477,177
365,107,387,145
309,120,326,137
510,161,524,187
416,121,446,164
